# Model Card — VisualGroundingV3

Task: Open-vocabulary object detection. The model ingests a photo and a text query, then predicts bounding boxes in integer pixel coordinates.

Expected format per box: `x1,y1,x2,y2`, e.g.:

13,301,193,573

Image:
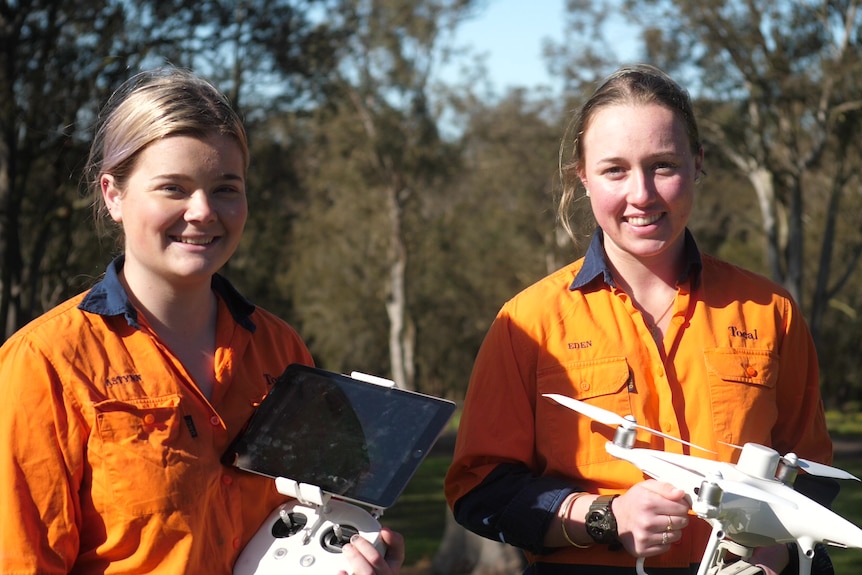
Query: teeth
627,214,662,226
176,237,213,245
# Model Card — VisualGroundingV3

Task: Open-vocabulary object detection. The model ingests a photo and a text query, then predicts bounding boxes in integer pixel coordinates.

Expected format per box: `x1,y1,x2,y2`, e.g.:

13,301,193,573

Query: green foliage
826,410,862,436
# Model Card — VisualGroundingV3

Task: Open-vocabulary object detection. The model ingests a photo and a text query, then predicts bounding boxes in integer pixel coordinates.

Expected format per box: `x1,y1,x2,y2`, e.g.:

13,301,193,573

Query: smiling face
101,133,248,291
578,103,702,268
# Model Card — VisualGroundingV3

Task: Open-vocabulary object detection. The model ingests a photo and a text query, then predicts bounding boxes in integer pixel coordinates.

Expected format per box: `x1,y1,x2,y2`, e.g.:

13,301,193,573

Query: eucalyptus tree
280,0,478,389
409,88,569,398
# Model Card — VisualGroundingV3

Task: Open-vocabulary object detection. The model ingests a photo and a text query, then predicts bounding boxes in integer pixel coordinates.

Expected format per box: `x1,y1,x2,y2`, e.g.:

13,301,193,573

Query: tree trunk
384,182,416,390
747,166,784,286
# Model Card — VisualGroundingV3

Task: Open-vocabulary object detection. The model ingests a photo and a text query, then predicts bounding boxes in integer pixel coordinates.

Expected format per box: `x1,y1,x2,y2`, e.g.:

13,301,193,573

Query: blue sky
442,0,640,94
442,0,566,92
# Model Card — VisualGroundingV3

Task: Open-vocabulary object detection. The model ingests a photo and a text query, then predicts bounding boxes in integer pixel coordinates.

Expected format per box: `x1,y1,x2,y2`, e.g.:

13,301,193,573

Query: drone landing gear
691,525,764,575
703,541,763,575
636,536,764,575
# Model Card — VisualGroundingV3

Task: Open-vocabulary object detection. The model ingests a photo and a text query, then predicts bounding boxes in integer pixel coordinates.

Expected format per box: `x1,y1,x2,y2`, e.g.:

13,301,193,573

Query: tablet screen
222,364,455,509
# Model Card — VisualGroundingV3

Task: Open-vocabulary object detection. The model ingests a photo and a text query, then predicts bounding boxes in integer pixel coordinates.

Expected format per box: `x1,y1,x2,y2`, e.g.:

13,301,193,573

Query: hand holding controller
233,498,387,575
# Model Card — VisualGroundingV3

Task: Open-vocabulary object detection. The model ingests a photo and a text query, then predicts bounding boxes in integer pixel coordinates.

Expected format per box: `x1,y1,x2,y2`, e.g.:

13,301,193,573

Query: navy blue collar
78,256,257,332
570,228,702,292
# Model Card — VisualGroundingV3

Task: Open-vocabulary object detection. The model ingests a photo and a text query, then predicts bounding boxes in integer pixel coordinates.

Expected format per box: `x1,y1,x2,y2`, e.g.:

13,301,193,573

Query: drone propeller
543,394,715,453
796,458,860,481
719,441,860,481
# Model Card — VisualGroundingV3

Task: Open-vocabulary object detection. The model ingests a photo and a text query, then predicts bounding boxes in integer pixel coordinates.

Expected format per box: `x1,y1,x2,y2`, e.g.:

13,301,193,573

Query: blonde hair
85,68,248,237
558,64,702,242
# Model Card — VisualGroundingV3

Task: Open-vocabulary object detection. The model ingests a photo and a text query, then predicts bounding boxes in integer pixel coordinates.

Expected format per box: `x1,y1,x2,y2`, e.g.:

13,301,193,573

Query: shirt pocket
92,394,192,517
703,348,779,449
536,357,631,471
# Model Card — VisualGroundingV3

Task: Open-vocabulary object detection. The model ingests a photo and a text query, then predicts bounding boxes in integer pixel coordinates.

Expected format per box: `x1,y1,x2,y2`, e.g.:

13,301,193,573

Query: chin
168,261,227,283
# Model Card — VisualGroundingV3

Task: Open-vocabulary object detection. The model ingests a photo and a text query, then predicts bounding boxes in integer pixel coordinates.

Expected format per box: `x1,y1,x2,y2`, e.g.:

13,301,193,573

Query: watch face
586,505,617,543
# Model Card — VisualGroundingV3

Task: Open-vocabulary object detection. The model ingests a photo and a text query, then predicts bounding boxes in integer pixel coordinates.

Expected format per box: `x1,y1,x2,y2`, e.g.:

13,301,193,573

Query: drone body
543,393,862,575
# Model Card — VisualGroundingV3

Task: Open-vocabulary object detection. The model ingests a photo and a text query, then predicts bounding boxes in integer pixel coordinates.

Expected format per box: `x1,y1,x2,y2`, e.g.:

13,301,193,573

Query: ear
577,169,589,193
101,174,123,223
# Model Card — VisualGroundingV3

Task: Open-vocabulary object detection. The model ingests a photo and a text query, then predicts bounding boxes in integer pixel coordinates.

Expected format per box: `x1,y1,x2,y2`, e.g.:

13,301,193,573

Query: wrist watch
585,494,620,546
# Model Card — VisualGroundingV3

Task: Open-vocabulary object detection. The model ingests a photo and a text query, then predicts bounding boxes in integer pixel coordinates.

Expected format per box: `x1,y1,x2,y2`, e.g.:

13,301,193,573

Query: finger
342,535,385,575
641,478,686,497
380,527,405,570
663,513,689,532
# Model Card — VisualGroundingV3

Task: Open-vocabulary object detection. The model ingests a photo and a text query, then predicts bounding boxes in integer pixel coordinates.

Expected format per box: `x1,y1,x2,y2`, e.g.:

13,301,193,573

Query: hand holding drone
543,393,862,575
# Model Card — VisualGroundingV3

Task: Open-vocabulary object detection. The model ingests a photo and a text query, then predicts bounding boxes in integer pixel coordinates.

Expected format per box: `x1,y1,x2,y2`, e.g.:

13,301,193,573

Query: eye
215,184,244,195
653,160,680,174
161,184,185,196
603,166,626,179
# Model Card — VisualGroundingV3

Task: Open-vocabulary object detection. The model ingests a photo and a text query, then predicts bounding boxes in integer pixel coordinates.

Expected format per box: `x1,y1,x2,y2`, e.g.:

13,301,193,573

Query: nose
626,168,657,205
185,190,217,223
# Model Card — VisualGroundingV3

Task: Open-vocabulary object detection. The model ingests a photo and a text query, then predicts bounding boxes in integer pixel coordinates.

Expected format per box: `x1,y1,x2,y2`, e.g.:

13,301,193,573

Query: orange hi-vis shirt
444,230,833,572
0,258,314,574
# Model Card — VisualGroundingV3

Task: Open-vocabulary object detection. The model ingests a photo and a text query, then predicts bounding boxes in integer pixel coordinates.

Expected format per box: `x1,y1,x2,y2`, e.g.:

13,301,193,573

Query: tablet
222,363,456,510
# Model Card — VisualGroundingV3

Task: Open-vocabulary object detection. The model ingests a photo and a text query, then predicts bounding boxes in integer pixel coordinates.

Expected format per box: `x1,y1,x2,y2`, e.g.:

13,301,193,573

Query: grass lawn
381,430,862,571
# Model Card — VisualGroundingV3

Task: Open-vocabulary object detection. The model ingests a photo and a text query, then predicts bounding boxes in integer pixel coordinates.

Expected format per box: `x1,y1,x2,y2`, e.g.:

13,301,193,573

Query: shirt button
222,474,234,486
210,415,220,426
672,316,684,326
745,366,758,377
143,414,156,425
579,382,590,391
233,537,241,550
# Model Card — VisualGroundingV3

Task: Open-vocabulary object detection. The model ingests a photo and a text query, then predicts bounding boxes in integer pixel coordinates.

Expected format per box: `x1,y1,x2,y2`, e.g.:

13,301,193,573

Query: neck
604,244,684,334
608,257,679,300
604,235,685,295
120,267,217,339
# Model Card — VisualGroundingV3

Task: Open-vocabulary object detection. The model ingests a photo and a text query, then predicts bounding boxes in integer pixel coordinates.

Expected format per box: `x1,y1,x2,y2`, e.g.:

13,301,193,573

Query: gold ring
662,531,669,545
666,515,673,532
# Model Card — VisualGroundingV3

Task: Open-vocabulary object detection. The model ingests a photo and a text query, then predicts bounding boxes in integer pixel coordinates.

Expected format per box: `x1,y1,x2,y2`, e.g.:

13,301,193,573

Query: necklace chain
648,293,676,330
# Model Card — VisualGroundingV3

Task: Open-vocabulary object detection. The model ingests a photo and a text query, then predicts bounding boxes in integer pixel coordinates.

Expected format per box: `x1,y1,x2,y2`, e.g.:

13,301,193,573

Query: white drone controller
233,478,387,575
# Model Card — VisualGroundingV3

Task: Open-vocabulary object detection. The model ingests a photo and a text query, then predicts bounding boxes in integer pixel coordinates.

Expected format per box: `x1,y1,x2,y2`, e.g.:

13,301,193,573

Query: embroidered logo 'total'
728,326,758,340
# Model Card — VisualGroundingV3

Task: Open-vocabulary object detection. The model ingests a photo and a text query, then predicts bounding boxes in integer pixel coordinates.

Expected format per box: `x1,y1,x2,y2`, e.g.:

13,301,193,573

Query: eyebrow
151,172,245,182
595,150,684,164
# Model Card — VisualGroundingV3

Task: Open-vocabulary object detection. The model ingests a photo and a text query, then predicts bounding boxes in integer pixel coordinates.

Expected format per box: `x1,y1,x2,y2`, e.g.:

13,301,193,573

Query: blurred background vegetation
3,0,862,570
2,0,861,404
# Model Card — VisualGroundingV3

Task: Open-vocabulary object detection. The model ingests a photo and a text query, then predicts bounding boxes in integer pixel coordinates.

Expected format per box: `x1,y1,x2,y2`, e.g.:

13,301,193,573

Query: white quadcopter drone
543,393,862,575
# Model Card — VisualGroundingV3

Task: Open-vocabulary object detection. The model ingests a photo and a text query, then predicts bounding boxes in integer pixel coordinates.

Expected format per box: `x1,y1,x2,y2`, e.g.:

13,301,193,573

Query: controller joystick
271,510,307,538
321,523,360,552
233,498,386,575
